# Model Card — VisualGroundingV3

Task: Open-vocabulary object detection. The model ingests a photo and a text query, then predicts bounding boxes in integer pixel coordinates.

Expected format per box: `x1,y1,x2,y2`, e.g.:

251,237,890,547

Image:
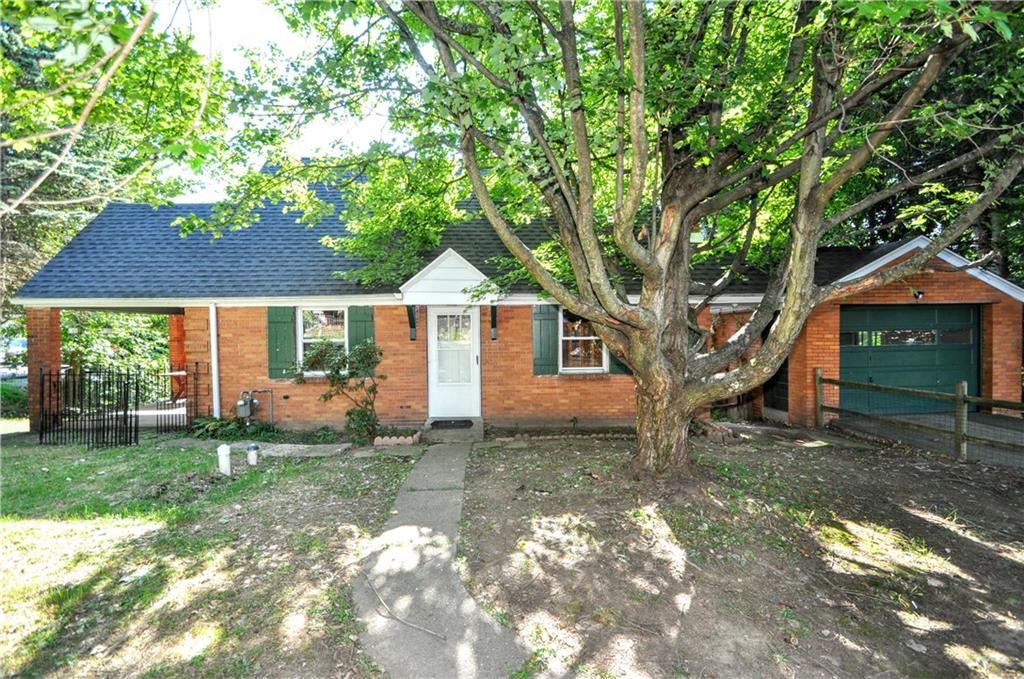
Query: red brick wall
183,304,641,429
180,264,1022,431
25,307,61,430
481,305,637,429
183,307,212,417
184,305,429,428
786,258,1023,426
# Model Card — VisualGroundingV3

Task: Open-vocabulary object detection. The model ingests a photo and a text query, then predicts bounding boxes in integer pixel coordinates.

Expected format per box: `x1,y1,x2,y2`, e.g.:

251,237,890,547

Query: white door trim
427,306,482,418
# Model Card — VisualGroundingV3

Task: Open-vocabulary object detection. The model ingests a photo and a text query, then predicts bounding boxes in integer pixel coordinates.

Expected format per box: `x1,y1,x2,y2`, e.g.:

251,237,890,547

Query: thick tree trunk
633,382,695,477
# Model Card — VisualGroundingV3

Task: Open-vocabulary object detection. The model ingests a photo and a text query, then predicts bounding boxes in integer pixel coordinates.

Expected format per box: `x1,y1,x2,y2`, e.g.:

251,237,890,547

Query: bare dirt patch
2,436,420,678
460,430,1024,678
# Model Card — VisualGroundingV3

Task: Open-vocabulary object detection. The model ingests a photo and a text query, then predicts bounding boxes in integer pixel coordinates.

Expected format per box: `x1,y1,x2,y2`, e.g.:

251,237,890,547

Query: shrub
1,382,28,418
191,418,347,444
296,340,386,445
192,417,279,441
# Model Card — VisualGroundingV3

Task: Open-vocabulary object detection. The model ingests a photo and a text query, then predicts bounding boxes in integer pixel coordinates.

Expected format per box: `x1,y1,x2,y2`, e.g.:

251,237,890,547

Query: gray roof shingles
15,196,897,301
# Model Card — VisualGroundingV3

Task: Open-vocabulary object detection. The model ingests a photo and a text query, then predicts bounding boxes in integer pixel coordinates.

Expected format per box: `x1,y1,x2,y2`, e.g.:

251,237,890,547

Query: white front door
427,306,481,418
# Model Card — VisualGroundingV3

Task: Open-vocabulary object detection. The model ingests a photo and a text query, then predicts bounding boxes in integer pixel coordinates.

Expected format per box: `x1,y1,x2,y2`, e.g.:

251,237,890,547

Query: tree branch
819,134,1010,233
2,8,156,216
818,151,1024,302
819,43,960,201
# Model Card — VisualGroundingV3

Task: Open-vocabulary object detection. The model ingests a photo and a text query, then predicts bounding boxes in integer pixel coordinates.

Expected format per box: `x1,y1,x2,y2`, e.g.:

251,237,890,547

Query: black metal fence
38,364,200,448
138,365,201,434
815,369,1024,468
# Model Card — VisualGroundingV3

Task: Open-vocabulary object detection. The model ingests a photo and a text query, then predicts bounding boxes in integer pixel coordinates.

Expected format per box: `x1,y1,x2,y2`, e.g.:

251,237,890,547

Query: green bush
344,407,377,446
191,417,345,444
192,417,280,441
296,340,386,446
1,382,28,418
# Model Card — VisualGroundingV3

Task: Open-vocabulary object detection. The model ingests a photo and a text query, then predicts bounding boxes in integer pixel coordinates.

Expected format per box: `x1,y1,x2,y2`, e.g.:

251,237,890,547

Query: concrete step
421,417,483,443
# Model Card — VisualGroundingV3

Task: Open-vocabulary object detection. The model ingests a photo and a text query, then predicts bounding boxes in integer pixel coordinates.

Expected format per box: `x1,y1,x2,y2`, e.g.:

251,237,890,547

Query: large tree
207,0,1023,476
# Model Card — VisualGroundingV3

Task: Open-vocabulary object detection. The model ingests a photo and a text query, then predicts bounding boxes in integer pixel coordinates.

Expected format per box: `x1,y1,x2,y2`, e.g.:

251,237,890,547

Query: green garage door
839,305,979,414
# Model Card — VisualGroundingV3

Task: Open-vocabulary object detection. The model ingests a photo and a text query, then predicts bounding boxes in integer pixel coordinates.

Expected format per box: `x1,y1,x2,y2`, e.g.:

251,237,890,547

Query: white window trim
557,307,609,374
297,306,349,376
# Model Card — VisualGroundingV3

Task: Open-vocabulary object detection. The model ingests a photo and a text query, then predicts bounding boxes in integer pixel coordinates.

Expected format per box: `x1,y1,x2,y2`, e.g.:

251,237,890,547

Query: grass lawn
461,431,1024,678
1,431,420,678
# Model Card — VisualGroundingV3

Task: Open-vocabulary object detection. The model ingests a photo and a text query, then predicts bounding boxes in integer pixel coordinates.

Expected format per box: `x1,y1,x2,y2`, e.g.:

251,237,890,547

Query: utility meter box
236,394,258,419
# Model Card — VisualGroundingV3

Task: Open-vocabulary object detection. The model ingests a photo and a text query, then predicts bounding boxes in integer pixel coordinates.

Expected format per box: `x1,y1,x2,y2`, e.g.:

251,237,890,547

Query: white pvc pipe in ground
217,444,231,476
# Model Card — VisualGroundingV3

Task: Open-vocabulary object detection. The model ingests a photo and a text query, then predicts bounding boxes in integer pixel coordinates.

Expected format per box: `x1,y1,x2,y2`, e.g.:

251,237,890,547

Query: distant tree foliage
1,1,232,362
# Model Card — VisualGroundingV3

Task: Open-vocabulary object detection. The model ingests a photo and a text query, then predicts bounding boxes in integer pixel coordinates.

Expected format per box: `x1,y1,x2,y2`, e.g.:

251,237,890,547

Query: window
436,313,473,383
298,308,347,371
840,331,872,347
878,329,935,345
559,309,607,373
840,329,936,347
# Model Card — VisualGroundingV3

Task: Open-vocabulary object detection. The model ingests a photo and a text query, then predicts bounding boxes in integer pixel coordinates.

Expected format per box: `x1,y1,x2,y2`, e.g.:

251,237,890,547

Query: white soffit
399,248,493,305
836,235,1024,303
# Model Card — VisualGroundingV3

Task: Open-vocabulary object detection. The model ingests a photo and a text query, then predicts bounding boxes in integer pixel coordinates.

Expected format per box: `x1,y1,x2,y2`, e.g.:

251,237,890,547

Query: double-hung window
297,308,347,373
559,308,608,373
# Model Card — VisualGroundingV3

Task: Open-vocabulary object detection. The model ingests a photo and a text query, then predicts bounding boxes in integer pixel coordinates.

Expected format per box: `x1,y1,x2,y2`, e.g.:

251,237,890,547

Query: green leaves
330,149,465,286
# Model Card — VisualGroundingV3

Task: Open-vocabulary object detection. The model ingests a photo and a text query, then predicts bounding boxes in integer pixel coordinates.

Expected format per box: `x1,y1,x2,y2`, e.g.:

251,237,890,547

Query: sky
153,0,393,201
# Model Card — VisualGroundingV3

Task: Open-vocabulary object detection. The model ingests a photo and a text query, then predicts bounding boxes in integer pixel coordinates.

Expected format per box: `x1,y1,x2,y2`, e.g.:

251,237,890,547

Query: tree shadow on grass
459,436,1024,678
6,451,416,678
700,436,1024,677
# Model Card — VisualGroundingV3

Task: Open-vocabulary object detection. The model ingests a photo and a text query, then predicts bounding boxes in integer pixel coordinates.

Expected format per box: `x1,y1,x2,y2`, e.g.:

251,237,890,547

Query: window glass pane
562,311,598,339
840,330,873,346
302,309,346,342
438,348,471,383
438,314,471,343
436,314,472,383
878,329,935,345
562,338,603,369
940,327,972,344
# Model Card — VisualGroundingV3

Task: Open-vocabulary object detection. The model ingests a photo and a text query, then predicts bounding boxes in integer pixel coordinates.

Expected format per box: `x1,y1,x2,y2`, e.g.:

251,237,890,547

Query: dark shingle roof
16,202,374,299
14,194,906,302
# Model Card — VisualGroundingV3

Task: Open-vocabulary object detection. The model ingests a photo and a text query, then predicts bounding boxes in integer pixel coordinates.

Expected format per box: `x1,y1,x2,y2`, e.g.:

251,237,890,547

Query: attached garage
839,304,979,414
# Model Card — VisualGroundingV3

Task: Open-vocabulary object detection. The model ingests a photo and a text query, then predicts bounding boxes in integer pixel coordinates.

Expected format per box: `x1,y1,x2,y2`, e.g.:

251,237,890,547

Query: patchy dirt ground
460,428,1024,678
1,433,420,678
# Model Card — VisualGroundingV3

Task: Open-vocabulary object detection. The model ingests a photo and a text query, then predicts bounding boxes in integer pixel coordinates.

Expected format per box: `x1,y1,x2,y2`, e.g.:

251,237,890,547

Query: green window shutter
609,352,632,375
532,305,558,375
348,306,376,377
267,307,296,379
348,306,375,348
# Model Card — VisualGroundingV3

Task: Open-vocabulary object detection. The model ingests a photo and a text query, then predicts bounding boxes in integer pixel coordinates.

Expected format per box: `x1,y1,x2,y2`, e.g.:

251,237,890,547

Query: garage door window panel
940,328,972,344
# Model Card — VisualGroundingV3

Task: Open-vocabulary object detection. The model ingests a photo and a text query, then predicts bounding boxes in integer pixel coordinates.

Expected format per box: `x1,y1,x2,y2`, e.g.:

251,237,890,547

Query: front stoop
421,417,484,443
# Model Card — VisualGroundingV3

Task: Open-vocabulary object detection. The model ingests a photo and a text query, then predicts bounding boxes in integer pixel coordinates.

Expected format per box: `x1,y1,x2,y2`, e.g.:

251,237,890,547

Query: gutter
208,303,221,418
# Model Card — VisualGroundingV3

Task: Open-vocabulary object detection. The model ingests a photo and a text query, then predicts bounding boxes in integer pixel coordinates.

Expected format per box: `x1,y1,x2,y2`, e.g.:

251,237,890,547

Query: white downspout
208,303,221,418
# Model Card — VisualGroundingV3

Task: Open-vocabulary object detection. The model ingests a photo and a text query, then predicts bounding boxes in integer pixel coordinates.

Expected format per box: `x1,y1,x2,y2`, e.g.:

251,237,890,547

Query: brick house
14,197,1024,432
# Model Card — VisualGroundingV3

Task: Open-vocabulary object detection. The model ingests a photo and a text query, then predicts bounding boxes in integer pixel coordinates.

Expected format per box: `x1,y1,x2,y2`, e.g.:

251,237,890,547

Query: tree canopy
200,0,1022,474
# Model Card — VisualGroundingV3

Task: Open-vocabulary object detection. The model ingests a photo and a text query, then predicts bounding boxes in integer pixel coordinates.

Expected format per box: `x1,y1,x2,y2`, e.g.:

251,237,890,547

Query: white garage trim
837,235,1024,303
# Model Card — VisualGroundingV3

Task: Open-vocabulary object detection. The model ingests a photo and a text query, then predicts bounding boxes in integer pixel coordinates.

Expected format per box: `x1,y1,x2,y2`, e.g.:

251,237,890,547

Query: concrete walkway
353,443,527,679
